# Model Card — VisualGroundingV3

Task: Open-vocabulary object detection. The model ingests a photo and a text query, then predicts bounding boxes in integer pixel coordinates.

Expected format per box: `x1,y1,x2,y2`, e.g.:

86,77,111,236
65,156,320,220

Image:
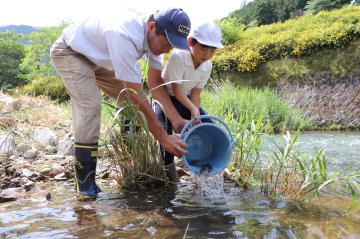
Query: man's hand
160,135,187,157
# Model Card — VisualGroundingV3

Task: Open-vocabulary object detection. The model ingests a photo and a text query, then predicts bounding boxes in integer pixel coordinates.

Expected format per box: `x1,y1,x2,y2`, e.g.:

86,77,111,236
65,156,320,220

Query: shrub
19,76,69,102
212,6,360,73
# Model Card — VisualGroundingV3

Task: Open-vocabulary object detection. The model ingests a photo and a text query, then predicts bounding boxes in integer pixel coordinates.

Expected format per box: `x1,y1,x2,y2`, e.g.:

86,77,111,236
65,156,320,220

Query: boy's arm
172,83,200,123
190,87,201,109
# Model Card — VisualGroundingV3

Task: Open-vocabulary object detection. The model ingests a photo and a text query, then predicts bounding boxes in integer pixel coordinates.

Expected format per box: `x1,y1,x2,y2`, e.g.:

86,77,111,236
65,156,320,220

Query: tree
217,18,245,45
0,32,26,89
20,23,67,81
254,0,277,25
305,0,352,14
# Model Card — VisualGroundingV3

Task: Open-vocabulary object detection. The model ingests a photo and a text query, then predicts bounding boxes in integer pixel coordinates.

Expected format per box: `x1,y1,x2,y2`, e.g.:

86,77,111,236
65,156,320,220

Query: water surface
1,132,360,238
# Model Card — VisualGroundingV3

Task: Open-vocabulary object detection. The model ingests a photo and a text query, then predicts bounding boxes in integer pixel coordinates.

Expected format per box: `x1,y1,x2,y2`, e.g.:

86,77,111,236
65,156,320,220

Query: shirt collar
184,50,209,71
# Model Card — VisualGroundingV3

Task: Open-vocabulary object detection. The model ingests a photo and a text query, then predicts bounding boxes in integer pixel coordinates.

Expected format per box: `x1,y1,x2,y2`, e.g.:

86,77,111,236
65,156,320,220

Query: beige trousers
50,37,124,144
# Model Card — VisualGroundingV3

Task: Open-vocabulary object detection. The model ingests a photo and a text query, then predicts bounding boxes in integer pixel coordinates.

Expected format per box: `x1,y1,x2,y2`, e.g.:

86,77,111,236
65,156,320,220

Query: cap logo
178,24,190,35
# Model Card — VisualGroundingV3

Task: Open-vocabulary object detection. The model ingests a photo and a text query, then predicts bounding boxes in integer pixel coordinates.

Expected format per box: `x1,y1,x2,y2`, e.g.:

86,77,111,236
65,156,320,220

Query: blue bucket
179,115,234,176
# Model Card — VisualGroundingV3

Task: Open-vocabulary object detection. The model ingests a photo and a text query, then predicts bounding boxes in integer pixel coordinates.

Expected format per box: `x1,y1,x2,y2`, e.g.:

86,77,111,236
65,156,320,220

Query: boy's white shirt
62,8,163,84
162,49,212,96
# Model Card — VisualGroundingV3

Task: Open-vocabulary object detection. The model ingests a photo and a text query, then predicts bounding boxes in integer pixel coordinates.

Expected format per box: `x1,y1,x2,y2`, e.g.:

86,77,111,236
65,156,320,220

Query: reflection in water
0,180,360,238
1,132,360,238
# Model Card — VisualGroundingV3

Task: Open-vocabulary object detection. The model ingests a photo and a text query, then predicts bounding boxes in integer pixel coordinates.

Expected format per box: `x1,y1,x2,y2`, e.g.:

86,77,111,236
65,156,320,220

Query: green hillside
213,6,360,77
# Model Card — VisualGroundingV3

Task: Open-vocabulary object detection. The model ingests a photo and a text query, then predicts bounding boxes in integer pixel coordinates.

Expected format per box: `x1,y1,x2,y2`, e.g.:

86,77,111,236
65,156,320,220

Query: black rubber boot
75,143,102,197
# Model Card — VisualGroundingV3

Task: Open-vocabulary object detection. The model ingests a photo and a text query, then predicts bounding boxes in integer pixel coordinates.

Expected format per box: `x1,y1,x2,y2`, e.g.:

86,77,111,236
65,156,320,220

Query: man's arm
120,80,187,157
147,67,187,133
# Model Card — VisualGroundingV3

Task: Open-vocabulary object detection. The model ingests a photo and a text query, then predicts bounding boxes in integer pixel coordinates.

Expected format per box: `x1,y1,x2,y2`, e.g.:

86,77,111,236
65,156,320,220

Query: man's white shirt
62,9,162,84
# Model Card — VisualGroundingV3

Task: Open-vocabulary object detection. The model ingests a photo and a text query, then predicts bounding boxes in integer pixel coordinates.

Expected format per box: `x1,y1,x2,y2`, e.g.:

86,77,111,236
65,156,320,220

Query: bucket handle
179,115,233,142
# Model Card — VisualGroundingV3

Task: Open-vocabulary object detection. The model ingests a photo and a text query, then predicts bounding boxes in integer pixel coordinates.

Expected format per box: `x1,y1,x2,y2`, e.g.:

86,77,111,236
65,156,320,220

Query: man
50,8,189,197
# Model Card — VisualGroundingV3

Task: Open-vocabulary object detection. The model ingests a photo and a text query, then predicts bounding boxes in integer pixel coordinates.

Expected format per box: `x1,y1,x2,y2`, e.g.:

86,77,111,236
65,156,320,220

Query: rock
15,143,32,154
24,147,38,159
50,164,65,177
0,133,14,156
46,192,51,201
21,168,36,178
9,178,21,188
40,167,51,177
0,188,22,203
23,180,35,192
0,92,14,105
54,172,67,181
44,154,65,161
64,170,74,179
57,139,74,156
32,127,57,146
45,145,57,154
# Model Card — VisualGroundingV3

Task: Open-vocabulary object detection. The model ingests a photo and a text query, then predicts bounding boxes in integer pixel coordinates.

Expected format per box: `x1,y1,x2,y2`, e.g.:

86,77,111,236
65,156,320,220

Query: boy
153,21,224,182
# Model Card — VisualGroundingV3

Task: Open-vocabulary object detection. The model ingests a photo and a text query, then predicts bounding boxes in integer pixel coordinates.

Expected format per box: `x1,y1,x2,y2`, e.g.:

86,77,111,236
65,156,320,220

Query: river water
1,132,360,238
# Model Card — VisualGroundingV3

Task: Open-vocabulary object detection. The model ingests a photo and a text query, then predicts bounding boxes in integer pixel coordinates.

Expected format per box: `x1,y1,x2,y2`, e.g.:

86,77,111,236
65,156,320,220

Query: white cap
190,21,224,49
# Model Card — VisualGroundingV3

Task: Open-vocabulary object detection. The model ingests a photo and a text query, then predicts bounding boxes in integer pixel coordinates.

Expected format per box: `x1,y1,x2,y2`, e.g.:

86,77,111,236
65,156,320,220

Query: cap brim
197,39,224,49
165,30,190,50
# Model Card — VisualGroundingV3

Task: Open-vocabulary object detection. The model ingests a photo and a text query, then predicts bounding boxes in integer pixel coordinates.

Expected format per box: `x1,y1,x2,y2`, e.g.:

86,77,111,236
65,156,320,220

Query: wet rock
22,179,35,192
0,188,21,203
54,172,68,181
1,176,11,189
9,178,21,188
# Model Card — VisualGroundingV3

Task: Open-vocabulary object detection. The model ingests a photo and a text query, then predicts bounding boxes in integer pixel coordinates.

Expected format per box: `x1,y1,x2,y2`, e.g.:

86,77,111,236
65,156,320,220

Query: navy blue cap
154,8,191,50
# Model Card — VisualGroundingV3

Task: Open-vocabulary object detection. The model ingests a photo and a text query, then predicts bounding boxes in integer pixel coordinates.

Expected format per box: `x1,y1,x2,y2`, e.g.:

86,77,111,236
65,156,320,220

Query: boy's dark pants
152,96,211,165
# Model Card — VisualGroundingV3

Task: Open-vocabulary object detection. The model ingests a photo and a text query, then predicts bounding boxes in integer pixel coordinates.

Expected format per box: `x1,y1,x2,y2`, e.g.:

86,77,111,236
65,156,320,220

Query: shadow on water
1,174,360,239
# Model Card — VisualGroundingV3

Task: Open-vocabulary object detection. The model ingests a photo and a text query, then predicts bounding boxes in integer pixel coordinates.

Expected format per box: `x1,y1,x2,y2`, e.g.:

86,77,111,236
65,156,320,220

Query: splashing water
194,173,226,205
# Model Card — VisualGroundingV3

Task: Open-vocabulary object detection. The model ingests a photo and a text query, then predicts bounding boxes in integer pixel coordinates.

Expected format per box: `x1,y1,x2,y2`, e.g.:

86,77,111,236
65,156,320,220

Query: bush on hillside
212,6,360,74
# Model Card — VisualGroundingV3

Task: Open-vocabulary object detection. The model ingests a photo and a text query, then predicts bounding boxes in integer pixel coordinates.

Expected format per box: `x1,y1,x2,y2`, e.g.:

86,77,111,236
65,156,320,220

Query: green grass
201,81,310,132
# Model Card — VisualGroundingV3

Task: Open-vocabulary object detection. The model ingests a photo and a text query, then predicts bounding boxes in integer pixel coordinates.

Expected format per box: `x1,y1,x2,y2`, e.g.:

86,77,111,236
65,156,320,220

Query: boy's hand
191,107,201,125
